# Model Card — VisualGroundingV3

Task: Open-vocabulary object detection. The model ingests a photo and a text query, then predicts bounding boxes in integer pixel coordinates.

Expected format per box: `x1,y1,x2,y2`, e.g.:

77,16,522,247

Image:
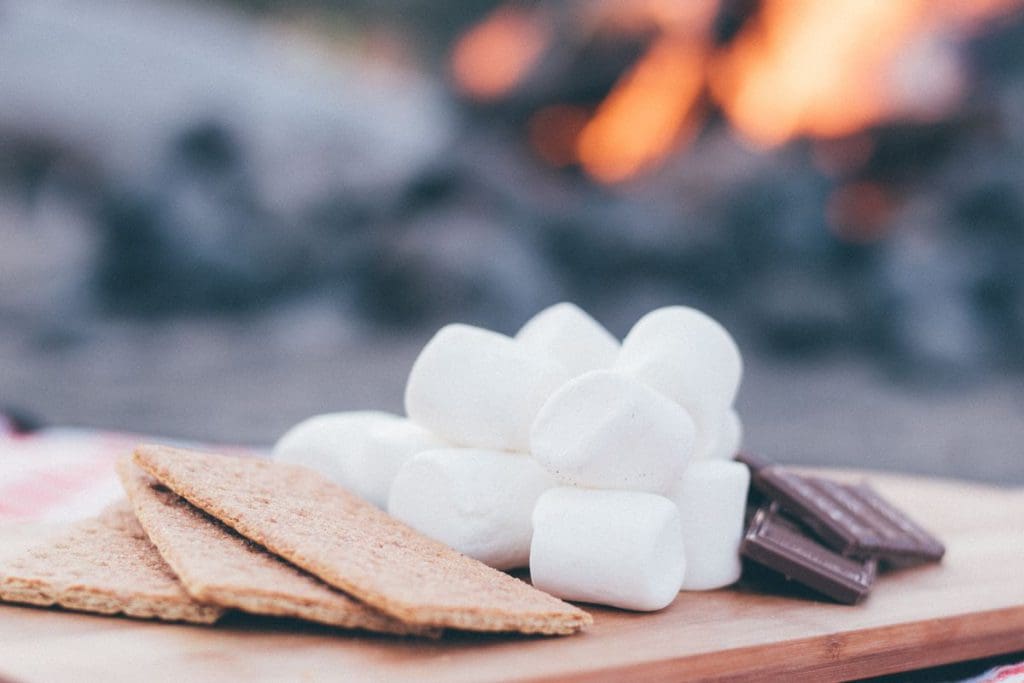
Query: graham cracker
0,501,222,624
117,458,433,637
133,444,592,635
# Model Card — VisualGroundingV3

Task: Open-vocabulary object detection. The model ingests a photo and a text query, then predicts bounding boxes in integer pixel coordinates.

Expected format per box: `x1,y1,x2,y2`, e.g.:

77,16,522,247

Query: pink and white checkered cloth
0,419,260,524
973,663,1024,683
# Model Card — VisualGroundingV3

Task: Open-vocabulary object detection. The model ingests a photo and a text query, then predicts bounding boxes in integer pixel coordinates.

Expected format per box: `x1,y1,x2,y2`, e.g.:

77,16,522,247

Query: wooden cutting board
1,469,1022,683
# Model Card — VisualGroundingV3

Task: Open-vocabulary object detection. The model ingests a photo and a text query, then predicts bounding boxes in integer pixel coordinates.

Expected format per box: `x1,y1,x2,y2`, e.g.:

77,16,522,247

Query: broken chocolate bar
741,504,877,605
844,482,945,563
752,466,884,556
738,454,944,603
750,463,945,563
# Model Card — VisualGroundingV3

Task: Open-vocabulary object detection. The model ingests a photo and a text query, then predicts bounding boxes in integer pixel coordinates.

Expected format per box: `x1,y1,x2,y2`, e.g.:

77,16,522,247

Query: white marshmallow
616,306,743,416
530,370,694,493
695,408,744,461
671,460,750,591
272,411,446,508
404,324,570,452
530,488,685,611
387,448,554,570
515,302,620,378
617,353,722,462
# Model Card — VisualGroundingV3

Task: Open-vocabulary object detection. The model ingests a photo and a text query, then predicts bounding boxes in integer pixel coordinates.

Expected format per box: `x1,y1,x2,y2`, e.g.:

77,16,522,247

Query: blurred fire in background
439,0,1024,367
452,0,1019,184
2,0,1024,479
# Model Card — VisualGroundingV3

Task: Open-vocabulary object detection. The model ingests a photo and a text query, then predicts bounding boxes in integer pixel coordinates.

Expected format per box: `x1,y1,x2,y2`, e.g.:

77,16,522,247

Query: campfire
3,0,1023,380
449,0,1024,184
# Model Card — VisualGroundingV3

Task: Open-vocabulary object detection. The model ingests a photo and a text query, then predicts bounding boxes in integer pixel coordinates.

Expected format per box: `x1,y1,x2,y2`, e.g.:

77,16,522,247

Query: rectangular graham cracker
0,501,223,624
117,457,434,637
134,444,592,635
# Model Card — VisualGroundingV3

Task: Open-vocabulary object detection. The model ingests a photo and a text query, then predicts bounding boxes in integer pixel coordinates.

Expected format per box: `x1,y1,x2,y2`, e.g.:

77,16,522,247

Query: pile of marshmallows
273,304,751,612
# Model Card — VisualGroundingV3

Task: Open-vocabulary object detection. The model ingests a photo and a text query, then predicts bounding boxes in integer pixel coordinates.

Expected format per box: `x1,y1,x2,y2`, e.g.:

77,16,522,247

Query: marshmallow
671,460,750,591
696,408,743,461
405,324,570,452
530,370,694,493
616,306,743,415
530,488,685,611
272,411,447,508
616,355,722,461
387,448,554,570
515,302,620,378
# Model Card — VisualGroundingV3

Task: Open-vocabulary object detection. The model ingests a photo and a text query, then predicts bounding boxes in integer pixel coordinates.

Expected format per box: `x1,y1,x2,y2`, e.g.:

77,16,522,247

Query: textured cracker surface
117,458,431,636
0,501,222,624
134,444,592,634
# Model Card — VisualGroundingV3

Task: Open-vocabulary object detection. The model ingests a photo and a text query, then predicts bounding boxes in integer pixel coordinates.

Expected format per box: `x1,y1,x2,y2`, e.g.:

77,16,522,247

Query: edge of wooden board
523,604,1024,683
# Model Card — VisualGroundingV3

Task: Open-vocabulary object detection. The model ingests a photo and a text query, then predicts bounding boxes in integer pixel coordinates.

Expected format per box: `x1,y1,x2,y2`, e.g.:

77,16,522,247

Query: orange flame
710,0,928,147
449,6,550,101
452,0,1024,182
582,0,719,36
577,38,707,184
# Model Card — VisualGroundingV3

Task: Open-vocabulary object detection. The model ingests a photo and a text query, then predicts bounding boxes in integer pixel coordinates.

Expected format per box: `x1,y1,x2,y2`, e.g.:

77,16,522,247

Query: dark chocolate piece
752,466,886,556
845,482,945,562
738,455,945,567
807,477,925,559
741,504,877,605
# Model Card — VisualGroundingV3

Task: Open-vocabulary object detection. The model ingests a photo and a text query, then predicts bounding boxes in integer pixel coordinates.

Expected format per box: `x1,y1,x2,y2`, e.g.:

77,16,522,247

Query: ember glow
582,0,719,36
528,105,590,168
450,0,1024,183
826,181,894,243
710,0,925,147
577,38,707,184
449,5,549,101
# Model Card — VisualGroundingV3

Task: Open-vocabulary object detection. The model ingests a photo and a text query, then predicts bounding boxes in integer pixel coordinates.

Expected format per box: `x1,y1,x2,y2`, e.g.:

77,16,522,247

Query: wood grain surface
0,469,1022,683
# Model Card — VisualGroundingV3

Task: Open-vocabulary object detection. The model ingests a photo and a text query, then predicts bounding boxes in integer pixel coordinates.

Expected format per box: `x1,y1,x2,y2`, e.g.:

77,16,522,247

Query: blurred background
2,0,1023,483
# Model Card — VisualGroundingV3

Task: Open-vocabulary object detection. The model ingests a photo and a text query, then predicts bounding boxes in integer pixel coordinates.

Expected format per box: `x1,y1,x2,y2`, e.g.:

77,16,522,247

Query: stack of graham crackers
0,444,592,637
